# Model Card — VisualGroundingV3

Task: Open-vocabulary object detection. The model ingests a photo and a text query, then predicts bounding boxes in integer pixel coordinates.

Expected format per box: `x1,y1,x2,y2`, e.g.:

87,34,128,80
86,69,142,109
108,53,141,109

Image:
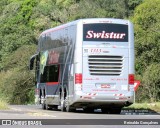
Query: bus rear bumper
71,91,134,108
71,100,132,109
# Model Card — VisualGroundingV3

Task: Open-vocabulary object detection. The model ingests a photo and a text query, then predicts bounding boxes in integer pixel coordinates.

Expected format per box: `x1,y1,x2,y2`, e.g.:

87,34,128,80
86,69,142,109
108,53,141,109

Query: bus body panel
72,19,134,108
31,18,135,111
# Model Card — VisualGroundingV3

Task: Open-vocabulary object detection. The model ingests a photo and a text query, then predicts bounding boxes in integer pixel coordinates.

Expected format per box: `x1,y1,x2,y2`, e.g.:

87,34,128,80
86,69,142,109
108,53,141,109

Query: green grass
0,99,9,110
124,102,160,112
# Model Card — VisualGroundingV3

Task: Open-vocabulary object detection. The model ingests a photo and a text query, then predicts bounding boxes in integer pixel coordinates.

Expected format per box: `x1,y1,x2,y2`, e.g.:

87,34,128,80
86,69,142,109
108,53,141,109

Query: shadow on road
56,108,160,115
32,104,160,115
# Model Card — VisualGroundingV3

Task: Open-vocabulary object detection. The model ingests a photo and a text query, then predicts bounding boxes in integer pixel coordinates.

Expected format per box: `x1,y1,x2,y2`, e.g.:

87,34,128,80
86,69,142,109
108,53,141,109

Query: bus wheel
66,105,75,112
42,89,46,110
65,90,75,112
46,104,53,110
42,99,46,110
65,100,75,112
65,95,70,112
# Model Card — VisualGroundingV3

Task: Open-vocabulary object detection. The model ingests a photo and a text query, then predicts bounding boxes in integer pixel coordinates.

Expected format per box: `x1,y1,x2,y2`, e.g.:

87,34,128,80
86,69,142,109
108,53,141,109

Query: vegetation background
0,0,159,104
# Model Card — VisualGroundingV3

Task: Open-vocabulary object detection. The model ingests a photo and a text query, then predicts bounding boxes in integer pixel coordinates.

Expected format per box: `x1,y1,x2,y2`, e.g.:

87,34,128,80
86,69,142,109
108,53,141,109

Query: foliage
142,64,160,102
0,0,37,68
132,0,160,102
0,99,8,110
0,45,36,104
125,102,160,112
128,0,143,16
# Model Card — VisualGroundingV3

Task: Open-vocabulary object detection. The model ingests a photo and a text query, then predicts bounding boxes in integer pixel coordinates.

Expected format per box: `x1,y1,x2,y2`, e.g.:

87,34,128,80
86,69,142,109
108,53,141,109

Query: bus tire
42,101,46,110
42,89,46,110
65,89,75,112
66,106,75,112
46,104,53,110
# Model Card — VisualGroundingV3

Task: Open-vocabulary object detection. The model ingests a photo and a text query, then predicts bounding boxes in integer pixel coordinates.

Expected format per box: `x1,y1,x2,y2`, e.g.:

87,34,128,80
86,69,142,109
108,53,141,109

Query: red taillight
129,74,134,84
75,73,82,84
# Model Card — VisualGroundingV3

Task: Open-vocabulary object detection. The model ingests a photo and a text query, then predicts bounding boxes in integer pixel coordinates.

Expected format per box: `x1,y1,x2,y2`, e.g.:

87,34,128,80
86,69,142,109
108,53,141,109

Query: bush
133,0,160,102
0,45,36,104
142,64,160,102
136,63,160,103
0,99,8,110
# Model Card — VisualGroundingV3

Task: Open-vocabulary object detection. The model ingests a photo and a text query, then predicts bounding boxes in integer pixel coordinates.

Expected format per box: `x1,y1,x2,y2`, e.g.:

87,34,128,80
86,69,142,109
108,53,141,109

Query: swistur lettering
86,31,126,39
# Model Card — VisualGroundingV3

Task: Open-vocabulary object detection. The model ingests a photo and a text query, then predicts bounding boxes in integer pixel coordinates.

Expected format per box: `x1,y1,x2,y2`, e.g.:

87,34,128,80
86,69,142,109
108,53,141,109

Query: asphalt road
0,105,160,128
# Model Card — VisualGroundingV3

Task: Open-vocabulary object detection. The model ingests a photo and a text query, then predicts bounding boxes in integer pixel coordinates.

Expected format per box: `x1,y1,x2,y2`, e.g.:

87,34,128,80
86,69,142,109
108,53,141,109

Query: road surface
0,105,159,128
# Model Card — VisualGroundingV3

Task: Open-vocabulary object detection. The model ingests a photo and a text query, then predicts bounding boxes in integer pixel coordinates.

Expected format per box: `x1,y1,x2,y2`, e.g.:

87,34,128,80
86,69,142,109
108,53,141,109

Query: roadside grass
0,99,9,110
124,102,160,112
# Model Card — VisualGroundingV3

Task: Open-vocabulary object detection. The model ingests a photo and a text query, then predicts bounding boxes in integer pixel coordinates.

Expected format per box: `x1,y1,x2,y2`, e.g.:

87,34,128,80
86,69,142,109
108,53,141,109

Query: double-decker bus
30,18,135,114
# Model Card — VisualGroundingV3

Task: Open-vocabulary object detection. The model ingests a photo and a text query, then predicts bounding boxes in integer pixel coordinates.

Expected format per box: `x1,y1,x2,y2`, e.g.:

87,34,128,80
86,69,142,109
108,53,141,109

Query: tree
142,64,160,102
0,45,36,104
133,0,160,74
132,0,160,102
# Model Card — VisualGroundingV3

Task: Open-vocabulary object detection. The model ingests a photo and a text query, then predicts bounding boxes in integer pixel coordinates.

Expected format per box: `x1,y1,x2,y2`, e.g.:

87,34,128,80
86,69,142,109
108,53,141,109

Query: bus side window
49,65,59,82
40,65,59,83
40,66,48,83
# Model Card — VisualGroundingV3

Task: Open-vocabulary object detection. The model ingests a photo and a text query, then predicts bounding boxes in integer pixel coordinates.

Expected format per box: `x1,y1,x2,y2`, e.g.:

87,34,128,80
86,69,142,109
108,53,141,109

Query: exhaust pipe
125,101,131,106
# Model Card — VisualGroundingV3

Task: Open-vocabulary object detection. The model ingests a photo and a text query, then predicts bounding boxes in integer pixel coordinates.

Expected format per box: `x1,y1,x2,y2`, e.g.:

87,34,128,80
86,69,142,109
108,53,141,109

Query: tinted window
40,65,59,83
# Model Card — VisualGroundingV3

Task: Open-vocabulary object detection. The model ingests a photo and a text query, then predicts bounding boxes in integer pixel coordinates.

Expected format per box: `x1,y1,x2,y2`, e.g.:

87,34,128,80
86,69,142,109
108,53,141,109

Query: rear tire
60,89,66,112
60,87,75,112
41,89,46,110
66,104,75,112
46,105,53,110
42,100,46,110
41,95,46,110
65,95,75,112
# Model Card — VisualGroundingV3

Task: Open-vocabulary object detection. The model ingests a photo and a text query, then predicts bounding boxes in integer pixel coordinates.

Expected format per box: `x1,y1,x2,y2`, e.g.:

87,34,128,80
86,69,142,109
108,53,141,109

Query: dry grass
124,102,160,112
0,99,9,110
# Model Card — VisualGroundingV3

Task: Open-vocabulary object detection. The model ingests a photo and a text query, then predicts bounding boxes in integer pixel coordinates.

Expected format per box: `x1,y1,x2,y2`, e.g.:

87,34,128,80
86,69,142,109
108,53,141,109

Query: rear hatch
82,22,129,95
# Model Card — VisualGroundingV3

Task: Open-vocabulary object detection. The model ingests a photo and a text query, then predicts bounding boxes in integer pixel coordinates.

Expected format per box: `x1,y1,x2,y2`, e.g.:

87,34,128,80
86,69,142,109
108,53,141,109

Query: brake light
129,74,134,84
75,73,82,84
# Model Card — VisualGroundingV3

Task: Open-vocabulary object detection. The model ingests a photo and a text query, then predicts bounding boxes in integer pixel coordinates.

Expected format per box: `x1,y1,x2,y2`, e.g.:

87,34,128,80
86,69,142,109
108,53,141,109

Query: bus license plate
96,83,115,89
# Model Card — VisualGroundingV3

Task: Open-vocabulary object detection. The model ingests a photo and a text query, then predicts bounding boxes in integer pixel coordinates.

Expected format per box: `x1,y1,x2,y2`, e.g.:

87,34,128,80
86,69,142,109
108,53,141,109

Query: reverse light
75,73,82,84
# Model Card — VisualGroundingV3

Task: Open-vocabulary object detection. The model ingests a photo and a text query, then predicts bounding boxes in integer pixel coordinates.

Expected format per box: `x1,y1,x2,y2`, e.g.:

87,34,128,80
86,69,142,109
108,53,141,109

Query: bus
29,18,135,114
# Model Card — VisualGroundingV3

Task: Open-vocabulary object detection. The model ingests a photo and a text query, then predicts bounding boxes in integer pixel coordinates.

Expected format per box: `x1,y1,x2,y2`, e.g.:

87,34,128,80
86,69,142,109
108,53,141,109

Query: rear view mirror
29,54,38,70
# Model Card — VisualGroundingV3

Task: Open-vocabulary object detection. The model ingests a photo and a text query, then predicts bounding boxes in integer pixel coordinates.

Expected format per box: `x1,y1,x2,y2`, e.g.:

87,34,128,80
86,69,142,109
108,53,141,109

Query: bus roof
40,18,130,37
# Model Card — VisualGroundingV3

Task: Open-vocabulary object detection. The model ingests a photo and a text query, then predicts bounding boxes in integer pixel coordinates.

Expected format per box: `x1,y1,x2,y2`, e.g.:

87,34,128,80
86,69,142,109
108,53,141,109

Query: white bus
30,18,135,114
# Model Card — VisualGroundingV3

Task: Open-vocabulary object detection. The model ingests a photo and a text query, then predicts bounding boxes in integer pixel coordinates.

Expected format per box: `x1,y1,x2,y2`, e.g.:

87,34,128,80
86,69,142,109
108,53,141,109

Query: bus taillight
75,73,82,84
129,74,134,84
